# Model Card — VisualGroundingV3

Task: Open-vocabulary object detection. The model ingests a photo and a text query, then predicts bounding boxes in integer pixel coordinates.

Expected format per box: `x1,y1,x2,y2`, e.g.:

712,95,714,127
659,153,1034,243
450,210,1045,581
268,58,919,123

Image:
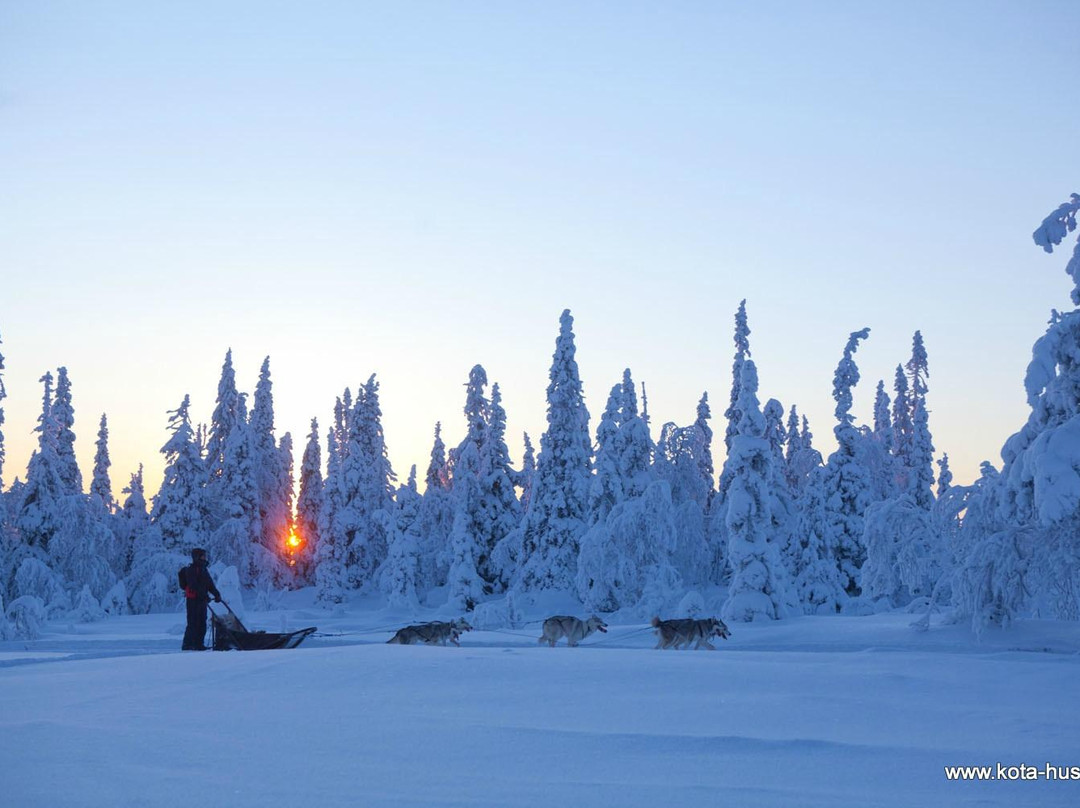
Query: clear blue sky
2,1,1079,494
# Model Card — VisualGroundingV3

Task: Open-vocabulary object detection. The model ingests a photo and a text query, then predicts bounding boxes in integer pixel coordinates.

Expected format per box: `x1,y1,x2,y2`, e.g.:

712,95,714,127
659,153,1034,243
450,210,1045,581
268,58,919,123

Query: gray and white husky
387,618,473,647
650,616,731,650
539,615,608,647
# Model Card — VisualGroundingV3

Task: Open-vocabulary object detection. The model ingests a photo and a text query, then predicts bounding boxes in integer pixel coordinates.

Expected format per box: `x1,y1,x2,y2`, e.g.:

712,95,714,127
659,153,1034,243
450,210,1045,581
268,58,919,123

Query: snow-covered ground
2,593,1078,807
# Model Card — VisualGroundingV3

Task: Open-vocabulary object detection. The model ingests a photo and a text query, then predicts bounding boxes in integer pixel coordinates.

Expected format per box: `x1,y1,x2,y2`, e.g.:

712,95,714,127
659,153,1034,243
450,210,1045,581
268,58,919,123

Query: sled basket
209,606,317,651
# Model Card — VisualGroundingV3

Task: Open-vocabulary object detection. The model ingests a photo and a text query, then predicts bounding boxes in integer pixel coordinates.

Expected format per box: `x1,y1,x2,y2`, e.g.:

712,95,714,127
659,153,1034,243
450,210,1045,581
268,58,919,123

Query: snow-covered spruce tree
204,350,240,491
953,194,1080,628
792,465,847,614
477,382,522,590
514,432,536,515
116,465,149,574
53,367,82,496
447,365,521,591
587,382,626,528
315,414,347,606
211,393,263,584
721,360,794,622
723,299,751,455
784,407,824,496
936,454,952,497
577,371,652,610
446,443,485,610
150,395,208,551
338,375,396,588
891,365,913,492
250,357,291,561
763,398,787,465
905,332,935,509
16,373,66,552
694,392,715,506
90,413,113,510
275,432,295,575
415,422,454,594
873,380,894,454
821,328,873,599
515,310,592,593
294,419,323,585
761,397,799,580
379,466,423,610
131,399,207,614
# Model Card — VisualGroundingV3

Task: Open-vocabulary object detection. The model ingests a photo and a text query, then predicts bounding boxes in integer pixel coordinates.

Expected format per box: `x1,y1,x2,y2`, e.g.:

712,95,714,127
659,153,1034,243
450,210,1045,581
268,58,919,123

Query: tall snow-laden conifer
250,357,290,556
213,392,261,582
873,380,893,453
578,371,658,610
516,432,536,514
694,392,715,504
417,422,454,593
425,422,450,490
906,332,935,508
723,300,751,453
337,375,395,587
53,367,82,495
446,443,485,610
785,409,823,496
516,310,592,592
793,465,847,613
953,194,1080,629
315,422,347,606
117,465,149,572
892,365,913,482
277,432,294,551
936,454,952,497
380,466,423,610
477,382,522,589
822,328,873,598
151,395,208,550
588,383,625,527
90,413,113,509
295,419,323,584
721,361,794,622
17,373,66,550
316,401,348,606
205,350,240,490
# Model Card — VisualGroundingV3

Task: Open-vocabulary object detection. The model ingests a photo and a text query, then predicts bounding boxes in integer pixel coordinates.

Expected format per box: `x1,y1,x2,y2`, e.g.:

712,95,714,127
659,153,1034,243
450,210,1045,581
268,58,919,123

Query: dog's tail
650,616,661,628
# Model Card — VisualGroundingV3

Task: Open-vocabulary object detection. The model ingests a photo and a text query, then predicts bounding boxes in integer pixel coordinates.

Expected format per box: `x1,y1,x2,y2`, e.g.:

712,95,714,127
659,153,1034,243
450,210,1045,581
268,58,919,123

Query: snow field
2,610,1078,807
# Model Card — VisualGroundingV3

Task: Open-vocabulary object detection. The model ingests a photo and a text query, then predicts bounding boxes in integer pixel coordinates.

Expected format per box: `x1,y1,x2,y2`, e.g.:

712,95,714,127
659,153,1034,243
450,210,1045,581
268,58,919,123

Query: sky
2,1,1079,498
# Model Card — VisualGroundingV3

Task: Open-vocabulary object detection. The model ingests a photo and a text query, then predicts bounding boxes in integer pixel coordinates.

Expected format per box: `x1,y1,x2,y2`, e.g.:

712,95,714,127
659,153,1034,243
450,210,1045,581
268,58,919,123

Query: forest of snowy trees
3,195,1080,639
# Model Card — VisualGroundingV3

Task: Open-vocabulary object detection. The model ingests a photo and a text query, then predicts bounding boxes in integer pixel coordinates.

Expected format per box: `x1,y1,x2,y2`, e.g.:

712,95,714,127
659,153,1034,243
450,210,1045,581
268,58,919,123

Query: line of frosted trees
2,194,1079,639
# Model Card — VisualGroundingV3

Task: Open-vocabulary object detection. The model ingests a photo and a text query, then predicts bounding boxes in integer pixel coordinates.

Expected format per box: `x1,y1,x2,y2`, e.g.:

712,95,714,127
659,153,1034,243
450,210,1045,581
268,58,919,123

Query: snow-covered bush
101,580,129,616
6,595,48,640
72,584,105,623
126,550,188,614
14,557,70,617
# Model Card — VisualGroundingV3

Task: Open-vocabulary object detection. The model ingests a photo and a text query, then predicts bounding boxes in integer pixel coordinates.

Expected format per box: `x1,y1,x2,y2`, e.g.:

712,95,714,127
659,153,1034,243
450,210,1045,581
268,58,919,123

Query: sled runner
208,600,317,651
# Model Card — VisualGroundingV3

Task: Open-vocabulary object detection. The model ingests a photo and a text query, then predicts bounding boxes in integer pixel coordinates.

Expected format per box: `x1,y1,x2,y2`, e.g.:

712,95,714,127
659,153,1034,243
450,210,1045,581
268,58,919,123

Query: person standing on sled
180,548,221,650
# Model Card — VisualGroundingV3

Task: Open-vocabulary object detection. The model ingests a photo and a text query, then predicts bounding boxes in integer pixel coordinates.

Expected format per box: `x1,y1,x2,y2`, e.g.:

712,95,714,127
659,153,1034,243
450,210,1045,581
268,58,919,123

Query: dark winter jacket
181,561,221,603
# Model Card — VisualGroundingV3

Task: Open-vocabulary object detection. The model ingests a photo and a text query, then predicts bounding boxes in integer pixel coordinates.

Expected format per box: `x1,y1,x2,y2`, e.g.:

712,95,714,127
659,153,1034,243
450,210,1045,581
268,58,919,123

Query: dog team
386,614,731,650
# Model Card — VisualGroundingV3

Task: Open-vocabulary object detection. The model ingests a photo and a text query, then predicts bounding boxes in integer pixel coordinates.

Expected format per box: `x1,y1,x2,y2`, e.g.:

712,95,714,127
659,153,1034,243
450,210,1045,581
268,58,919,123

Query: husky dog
539,615,608,648
650,616,731,650
387,618,473,647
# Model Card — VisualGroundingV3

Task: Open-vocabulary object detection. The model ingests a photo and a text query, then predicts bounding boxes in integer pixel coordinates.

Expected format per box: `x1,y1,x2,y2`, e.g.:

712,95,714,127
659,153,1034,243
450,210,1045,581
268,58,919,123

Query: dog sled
208,600,317,651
